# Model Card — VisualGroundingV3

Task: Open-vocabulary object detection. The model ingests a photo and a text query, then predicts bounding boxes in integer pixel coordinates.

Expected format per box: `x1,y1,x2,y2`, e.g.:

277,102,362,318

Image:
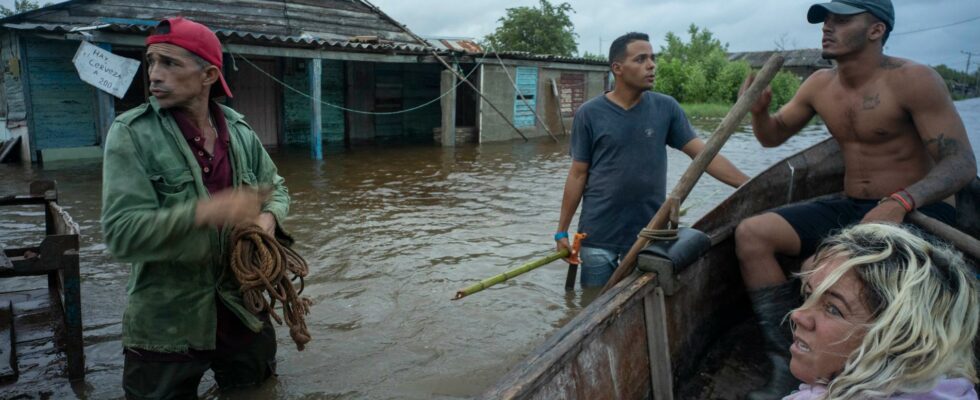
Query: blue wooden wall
25,37,98,152
283,58,345,145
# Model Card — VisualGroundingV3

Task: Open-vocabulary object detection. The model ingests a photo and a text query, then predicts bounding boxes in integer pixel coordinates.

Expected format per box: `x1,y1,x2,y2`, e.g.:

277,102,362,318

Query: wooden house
0,0,609,163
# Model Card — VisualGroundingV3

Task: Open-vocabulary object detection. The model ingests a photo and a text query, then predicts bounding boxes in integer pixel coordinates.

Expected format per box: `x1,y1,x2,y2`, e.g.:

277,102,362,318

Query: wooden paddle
907,211,980,261
600,54,786,294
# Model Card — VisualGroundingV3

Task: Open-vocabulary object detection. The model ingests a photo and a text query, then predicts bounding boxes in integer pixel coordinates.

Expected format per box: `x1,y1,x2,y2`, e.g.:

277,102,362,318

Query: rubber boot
746,280,802,400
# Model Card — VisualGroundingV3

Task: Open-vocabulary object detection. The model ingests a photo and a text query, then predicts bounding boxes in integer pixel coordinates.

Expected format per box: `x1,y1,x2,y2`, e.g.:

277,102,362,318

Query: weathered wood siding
345,61,439,145
19,0,419,46
1,32,27,122
400,63,440,142
283,58,344,145
25,37,98,152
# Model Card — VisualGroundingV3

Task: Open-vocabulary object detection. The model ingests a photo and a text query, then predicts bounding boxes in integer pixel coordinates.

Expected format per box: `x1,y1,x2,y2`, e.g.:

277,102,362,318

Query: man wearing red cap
101,17,290,398
733,0,977,398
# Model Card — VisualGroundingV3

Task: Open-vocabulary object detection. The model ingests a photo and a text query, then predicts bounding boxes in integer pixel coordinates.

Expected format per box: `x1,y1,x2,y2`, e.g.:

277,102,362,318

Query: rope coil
638,228,679,242
230,225,313,351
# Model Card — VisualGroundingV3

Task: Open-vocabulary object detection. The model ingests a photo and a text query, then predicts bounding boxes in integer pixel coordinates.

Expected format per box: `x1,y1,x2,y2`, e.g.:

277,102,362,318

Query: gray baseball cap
808,0,894,31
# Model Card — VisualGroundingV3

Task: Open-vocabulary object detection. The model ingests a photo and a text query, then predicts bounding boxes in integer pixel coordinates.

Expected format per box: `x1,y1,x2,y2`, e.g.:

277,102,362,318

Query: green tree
712,60,751,103
0,0,50,17
579,51,606,62
659,24,728,64
769,71,802,112
483,0,578,57
655,23,800,109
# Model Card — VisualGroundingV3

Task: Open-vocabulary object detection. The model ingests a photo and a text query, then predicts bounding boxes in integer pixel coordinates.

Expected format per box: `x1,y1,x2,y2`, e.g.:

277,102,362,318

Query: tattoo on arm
862,93,880,110
909,133,976,207
924,133,960,158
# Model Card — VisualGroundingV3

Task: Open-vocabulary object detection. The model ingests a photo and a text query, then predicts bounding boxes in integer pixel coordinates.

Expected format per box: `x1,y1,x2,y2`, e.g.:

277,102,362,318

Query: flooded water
2,97,975,399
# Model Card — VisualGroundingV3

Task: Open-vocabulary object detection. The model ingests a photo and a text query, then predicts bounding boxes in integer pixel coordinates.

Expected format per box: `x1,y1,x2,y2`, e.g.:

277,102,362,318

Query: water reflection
0,120,829,399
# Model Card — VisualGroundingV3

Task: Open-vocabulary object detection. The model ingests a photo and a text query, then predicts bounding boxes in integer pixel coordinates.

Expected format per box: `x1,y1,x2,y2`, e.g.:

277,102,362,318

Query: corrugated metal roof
4,21,431,53
491,51,608,66
426,37,484,53
727,49,832,68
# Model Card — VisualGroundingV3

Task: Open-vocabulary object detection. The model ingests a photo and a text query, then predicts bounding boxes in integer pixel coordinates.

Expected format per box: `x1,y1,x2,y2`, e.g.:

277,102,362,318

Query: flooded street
4,95,977,399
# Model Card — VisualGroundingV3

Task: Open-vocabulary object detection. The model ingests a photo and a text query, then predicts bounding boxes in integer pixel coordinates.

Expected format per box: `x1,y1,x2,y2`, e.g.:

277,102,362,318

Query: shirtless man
734,1,977,398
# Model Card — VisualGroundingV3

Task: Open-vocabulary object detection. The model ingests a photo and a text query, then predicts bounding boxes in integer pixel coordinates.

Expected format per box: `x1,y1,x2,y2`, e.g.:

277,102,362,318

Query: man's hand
556,237,576,264
740,73,772,115
254,212,276,235
195,186,272,229
860,199,908,224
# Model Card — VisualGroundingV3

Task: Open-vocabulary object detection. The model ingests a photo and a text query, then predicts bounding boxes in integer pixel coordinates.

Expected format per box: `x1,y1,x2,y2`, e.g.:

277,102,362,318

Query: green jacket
101,97,289,352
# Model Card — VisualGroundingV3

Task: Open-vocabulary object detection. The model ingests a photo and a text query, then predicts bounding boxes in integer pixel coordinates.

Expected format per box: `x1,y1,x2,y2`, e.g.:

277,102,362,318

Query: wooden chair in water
0,180,84,382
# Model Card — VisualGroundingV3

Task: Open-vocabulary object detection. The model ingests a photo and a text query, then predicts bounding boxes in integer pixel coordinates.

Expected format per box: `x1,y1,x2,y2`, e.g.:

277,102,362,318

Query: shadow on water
0,116,841,399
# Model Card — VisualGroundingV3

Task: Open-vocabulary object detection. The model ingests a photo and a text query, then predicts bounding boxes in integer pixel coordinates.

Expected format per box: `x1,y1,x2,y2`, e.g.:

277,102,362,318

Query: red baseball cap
146,17,233,98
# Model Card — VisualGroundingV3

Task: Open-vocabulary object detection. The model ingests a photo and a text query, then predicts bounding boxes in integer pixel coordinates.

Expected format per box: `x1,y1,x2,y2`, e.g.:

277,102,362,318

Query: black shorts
772,196,957,257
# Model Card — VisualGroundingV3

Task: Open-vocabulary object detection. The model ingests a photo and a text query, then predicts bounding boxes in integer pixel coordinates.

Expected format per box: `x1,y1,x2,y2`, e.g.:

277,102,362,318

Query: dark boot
747,281,801,400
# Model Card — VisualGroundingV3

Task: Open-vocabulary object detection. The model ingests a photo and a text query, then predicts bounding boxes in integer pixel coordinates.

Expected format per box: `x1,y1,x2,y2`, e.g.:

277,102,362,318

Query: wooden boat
480,138,979,400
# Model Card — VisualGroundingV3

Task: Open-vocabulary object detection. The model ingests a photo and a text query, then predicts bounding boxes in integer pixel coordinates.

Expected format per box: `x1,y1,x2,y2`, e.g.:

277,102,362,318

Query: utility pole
964,51,979,94
963,50,977,77
598,37,603,56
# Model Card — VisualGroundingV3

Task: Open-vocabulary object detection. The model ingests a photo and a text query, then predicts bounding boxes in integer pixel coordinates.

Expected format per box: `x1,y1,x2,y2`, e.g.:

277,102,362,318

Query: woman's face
789,257,874,384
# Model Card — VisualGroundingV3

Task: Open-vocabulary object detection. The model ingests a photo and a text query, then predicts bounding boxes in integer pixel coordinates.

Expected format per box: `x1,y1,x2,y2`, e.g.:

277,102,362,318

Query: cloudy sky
370,0,979,70
4,0,978,70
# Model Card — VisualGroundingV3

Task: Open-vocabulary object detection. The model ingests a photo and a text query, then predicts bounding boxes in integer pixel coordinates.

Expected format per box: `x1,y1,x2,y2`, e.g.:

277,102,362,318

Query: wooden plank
0,194,47,206
0,300,15,383
644,288,673,400
479,273,657,399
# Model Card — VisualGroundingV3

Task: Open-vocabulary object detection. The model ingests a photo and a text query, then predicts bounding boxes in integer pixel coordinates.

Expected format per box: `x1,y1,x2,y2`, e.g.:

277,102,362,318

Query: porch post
95,43,115,147
309,58,323,160
439,65,457,147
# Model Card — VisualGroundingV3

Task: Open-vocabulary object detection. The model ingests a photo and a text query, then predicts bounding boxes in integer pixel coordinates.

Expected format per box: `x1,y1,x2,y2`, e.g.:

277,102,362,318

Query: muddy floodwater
1,99,975,399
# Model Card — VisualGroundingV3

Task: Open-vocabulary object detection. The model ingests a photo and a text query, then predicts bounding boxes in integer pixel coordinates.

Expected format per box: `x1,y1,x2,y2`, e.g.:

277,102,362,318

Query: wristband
885,192,913,212
554,231,569,241
898,188,916,210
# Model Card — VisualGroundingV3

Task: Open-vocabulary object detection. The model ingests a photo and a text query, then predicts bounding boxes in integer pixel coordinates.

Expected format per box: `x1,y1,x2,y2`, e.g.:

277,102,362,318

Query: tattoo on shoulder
924,133,961,158
862,93,880,110
880,57,905,70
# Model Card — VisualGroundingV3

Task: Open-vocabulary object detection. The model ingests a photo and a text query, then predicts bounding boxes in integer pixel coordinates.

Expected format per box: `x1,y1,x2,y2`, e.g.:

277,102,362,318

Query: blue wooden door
513,67,537,128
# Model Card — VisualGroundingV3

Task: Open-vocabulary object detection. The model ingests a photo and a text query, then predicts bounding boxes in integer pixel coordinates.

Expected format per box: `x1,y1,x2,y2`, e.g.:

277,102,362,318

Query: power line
892,15,980,36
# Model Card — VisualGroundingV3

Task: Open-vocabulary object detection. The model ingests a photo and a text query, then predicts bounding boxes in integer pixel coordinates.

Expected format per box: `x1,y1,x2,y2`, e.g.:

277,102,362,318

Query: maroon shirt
171,101,233,195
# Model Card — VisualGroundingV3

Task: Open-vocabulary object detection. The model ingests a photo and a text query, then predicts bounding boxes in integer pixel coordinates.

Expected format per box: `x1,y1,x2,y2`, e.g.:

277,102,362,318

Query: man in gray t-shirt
556,32,748,288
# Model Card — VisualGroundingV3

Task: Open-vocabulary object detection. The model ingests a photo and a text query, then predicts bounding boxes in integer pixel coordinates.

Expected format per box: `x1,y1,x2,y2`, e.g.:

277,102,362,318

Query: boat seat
637,227,711,295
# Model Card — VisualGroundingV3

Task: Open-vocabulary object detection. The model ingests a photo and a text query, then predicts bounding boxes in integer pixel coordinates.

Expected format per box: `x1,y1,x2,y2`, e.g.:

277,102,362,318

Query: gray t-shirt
571,91,696,253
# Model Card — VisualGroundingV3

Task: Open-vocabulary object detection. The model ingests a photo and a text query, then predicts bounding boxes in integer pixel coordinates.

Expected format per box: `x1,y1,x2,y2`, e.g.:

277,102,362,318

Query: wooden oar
453,249,569,300
600,54,786,294
907,210,980,260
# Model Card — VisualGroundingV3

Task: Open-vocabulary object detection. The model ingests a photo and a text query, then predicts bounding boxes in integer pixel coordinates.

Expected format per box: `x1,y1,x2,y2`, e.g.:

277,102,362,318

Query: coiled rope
230,225,313,351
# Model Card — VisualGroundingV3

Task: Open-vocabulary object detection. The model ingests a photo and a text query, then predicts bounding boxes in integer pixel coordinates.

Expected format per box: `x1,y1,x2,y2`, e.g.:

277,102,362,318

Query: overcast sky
5,0,978,70
371,0,980,70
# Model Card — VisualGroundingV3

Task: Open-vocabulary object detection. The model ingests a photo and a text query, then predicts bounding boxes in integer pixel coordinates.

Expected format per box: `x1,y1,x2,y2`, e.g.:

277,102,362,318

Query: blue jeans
579,246,623,288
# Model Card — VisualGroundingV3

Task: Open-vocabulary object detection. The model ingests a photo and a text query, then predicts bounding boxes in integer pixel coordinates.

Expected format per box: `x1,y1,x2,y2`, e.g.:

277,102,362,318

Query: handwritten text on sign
72,41,140,99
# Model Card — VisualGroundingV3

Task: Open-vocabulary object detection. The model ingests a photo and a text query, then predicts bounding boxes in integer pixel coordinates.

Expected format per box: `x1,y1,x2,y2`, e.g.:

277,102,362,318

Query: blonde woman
785,223,978,399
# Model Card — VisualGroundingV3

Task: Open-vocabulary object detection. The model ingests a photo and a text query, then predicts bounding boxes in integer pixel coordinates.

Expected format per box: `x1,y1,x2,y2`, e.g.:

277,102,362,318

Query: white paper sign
72,41,141,99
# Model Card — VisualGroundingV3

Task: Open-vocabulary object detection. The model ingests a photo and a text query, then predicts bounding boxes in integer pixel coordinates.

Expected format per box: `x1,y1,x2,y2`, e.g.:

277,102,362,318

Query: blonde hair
796,223,978,399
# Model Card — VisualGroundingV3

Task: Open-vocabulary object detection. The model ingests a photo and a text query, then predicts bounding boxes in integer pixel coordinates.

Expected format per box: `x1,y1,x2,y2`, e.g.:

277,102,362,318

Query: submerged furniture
0,180,83,382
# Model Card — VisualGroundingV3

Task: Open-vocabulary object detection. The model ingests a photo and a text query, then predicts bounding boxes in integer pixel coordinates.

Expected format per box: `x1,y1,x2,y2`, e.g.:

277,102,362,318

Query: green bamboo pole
453,249,570,300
